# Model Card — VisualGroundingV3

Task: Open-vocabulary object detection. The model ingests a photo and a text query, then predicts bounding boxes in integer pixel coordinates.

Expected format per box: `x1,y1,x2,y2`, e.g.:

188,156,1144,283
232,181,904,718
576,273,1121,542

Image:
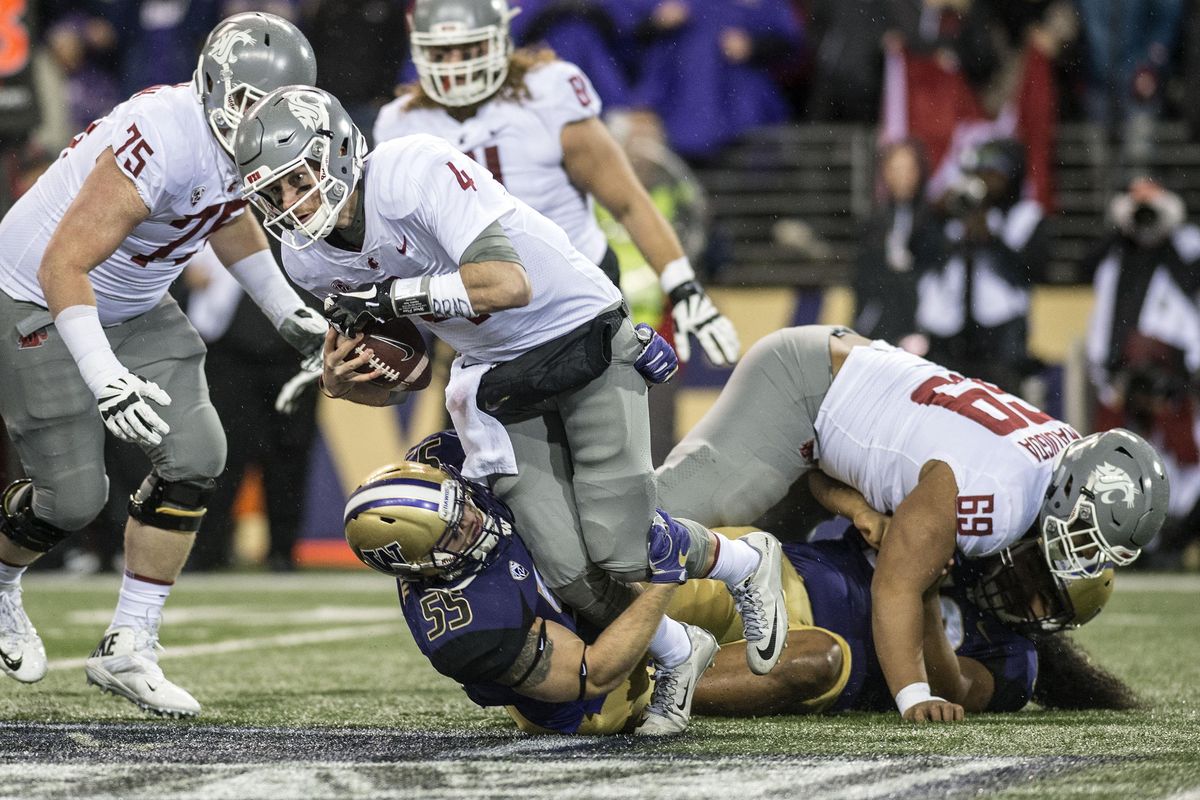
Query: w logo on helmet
359,541,412,574
208,27,255,65
287,91,328,132
1089,462,1140,508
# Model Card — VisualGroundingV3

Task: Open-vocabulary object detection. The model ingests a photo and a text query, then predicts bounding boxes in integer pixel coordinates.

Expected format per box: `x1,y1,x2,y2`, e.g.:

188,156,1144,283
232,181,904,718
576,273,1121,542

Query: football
345,317,432,391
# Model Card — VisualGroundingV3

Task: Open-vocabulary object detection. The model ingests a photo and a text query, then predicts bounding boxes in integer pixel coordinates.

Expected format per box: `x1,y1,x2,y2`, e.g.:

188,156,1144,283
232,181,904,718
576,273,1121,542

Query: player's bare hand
853,509,891,549
322,328,383,396
903,699,964,723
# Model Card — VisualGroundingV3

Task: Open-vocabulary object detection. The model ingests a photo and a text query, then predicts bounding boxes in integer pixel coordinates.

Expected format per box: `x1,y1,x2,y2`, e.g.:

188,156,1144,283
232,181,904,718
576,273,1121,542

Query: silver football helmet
234,86,365,248
344,461,512,580
193,12,317,155
409,0,521,107
1039,428,1169,579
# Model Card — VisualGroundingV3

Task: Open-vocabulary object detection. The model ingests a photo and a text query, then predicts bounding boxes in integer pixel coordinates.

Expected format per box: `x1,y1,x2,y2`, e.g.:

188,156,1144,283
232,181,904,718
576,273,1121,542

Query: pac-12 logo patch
509,560,529,581
17,329,47,349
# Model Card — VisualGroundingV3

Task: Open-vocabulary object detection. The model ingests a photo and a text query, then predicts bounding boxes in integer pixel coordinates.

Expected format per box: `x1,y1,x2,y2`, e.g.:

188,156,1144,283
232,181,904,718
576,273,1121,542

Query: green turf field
2,570,1198,800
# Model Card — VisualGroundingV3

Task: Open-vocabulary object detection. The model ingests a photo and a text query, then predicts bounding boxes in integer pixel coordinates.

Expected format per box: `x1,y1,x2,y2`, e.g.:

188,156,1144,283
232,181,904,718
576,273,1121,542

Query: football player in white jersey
235,85,788,735
0,13,327,717
656,325,1170,722
372,0,739,367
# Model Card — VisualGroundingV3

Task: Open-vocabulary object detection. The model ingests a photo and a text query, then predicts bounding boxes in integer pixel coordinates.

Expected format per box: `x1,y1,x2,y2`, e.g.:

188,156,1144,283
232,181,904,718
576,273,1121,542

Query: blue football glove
633,323,679,385
648,509,690,584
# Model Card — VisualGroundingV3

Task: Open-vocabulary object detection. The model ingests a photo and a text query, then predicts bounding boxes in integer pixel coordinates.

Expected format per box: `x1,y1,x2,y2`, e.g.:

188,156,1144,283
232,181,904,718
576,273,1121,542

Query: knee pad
0,479,74,553
128,474,216,533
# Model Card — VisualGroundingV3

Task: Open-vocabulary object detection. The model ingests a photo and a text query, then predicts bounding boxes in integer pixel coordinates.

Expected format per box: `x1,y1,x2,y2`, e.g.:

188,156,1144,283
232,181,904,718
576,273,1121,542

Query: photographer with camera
912,138,1050,392
1084,177,1200,566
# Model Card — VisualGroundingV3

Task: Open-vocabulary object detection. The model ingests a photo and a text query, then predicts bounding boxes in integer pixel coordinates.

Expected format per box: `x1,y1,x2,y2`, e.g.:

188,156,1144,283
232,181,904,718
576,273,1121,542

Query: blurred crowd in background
3,0,1200,571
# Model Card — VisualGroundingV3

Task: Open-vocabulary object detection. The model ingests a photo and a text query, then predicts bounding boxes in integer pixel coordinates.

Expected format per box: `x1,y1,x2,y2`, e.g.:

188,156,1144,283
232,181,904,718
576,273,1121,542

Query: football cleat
84,625,200,718
635,624,718,736
0,586,47,683
731,531,788,675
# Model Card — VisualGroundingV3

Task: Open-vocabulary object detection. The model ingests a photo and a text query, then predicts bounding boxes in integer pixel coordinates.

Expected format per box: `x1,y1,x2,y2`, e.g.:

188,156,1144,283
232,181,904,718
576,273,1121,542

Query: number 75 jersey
0,84,246,325
814,341,1080,558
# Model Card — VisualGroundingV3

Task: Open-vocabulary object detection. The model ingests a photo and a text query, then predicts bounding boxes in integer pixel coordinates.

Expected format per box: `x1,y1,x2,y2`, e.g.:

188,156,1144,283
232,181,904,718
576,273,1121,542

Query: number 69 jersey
0,84,246,325
814,341,1081,558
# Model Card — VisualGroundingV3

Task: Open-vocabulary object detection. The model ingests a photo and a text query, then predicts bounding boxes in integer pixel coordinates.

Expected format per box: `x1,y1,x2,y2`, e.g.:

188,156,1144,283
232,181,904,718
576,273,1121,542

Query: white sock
706,534,761,587
0,561,27,591
110,571,172,631
648,618,692,668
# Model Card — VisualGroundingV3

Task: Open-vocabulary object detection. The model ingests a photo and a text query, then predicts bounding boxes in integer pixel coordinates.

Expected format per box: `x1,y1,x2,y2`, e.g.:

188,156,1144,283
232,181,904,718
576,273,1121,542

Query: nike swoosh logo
756,622,779,661
674,677,693,712
397,237,408,255
0,648,22,671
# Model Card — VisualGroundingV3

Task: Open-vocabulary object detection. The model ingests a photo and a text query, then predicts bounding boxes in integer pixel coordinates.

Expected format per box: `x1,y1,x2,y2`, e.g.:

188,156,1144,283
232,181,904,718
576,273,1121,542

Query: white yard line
45,622,402,672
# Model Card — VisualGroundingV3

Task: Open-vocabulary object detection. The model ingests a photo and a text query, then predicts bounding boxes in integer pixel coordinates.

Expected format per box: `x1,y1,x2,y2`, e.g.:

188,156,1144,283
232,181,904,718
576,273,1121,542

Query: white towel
445,356,518,480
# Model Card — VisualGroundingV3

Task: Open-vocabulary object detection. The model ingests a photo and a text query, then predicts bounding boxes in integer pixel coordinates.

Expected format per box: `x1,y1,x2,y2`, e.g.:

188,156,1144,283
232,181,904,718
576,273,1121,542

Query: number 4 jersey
814,340,1080,558
0,84,246,325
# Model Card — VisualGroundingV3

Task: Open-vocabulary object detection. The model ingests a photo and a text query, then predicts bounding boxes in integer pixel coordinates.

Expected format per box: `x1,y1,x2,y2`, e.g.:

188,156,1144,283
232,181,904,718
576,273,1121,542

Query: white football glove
277,306,327,360
275,357,322,415
97,373,172,447
669,281,741,366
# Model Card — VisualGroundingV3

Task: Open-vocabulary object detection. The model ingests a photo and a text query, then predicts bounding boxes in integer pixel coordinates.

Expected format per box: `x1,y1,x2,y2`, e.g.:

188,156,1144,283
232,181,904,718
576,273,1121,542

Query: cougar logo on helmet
208,27,255,66
1090,462,1140,508
287,92,327,132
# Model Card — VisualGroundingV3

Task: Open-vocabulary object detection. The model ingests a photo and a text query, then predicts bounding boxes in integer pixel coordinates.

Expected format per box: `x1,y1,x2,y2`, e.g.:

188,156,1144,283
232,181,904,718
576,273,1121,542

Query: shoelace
0,589,32,638
646,665,681,715
731,580,766,642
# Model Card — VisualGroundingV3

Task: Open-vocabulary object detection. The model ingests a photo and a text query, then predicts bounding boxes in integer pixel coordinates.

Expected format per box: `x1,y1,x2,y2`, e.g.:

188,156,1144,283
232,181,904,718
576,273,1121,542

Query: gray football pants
491,318,713,628
0,292,226,532
656,325,838,534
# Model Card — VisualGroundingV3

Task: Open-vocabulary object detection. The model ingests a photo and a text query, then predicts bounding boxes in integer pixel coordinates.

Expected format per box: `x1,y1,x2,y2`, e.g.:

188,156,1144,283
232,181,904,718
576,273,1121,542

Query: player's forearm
584,583,677,695
618,194,686,274
921,590,970,703
871,573,929,698
39,259,98,317
809,471,874,520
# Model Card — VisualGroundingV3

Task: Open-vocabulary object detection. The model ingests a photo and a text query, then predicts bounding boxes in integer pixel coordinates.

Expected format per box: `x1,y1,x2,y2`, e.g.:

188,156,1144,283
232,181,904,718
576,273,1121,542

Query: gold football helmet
343,461,510,580
968,539,1115,635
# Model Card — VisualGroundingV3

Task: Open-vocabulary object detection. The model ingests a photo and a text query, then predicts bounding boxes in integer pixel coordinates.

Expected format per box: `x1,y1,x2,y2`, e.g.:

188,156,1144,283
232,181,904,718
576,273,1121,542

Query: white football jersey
0,84,246,325
815,341,1080,558
283,134,620,365
373,61,609,264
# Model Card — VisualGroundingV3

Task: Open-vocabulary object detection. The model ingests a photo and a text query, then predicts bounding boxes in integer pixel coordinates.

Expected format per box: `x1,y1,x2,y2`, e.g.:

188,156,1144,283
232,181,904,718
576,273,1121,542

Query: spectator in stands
510,0,632,107
623,0,804,162
45,12,121,135
1083,176,1200,565
1076,0,1185,167
854,139,943,346
804,0,893,122
304,0,408,144
105,0,221,96
184,247,319,571
913,137,1049,392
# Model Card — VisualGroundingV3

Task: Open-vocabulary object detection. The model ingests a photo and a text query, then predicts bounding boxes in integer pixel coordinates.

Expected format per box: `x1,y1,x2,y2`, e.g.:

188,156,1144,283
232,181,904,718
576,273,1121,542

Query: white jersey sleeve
106,94,195,213
377,135,518,264
524,60,602,131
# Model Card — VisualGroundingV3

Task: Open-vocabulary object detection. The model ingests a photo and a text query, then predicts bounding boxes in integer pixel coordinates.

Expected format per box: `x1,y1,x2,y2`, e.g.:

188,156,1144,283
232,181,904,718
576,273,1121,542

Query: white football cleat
0,586,47,683
85,625,200,718
635,624,718,736
731,530,788,675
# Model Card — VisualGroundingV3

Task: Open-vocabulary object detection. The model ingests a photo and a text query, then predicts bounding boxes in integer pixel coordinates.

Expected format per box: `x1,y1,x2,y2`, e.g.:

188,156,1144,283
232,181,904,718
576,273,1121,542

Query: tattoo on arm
498,623,554,689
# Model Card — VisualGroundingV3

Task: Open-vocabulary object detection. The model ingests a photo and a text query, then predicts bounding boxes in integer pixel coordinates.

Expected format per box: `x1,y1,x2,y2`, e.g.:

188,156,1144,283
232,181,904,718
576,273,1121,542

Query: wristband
389,272,475,319
658,257,696,295
54,305,126,396
226,249,305,328
895,681,944,716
